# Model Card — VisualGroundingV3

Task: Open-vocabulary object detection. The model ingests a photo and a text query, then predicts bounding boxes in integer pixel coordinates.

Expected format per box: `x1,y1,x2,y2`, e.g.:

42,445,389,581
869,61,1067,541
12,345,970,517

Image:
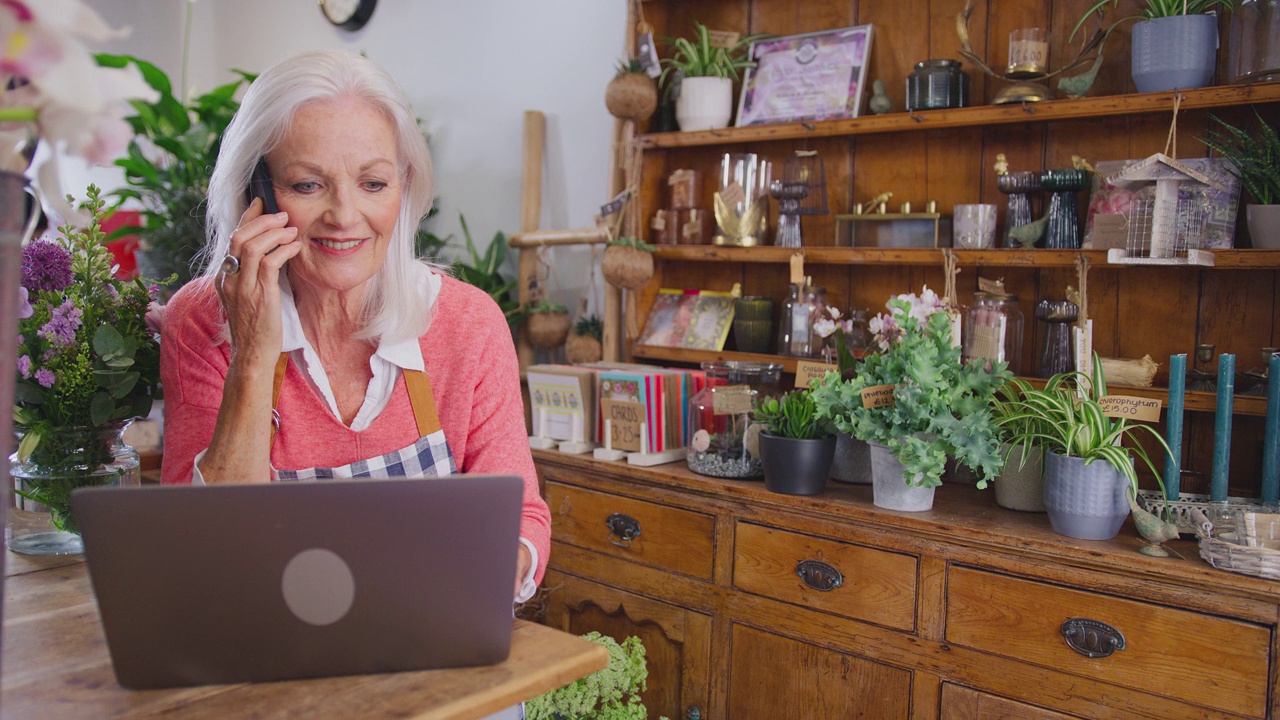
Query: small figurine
1006,213,1048,248
1126,490,1182,558
859,191,893,215
868,79,892,115
994,153,1009,176
1071,154,1095,173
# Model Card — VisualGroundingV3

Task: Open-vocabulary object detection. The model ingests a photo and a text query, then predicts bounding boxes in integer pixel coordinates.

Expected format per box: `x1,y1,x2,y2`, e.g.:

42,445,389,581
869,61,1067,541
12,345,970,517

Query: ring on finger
220,254,241,276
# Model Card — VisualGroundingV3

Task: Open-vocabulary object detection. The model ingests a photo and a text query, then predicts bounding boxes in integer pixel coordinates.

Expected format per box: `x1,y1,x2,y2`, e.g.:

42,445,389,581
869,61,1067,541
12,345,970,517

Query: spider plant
1072,0,1237,39
659,21,765,87
1202,109,1280,205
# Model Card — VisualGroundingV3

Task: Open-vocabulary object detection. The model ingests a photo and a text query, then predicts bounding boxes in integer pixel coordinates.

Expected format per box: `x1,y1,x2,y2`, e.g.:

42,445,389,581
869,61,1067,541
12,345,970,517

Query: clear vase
7,422,140,555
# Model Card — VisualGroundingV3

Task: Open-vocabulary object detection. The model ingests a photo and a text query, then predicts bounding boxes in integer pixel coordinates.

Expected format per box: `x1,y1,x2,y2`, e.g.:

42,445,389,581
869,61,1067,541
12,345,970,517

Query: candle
1164,353,1186,500
1263,353,1280,504
1007,28,1048,77
1211,354,1235,502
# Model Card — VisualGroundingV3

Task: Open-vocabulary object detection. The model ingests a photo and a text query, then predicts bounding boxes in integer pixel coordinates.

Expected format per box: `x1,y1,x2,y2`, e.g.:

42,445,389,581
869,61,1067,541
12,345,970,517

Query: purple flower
20,241,74,292
37,298,83,347
17,355,30,378
34,368,55,388
17,286,32,319
103,283,119,301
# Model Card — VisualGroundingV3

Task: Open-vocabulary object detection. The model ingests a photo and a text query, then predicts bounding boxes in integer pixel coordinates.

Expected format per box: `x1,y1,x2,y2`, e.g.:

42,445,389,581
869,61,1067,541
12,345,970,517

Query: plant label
1098,395,1162,423
861,384,896,409
795,361,836,389
712,386,754,415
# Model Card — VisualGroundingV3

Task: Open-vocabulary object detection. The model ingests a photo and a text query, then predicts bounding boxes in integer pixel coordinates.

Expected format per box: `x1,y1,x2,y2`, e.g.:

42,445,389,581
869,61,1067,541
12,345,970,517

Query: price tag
712,385,754,415
637,31,661,78
1098,395,1162,423
860,384,896,409
789,252,805,285
600,188,632,217
706,29,741,49
601,399,644,451
795,360,836,389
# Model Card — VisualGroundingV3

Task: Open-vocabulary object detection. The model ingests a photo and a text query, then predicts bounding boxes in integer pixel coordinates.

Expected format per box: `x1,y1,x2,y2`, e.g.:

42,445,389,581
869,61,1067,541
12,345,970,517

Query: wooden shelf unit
653,245,1280,269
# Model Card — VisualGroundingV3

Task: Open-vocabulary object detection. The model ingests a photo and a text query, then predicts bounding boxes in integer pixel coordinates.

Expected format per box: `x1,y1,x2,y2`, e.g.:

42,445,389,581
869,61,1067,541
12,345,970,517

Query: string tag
600,188,632,217
637,31,661,78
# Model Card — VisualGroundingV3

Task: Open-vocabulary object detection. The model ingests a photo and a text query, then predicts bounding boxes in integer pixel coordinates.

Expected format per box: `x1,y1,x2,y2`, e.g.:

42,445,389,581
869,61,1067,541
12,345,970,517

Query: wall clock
319,0,377,31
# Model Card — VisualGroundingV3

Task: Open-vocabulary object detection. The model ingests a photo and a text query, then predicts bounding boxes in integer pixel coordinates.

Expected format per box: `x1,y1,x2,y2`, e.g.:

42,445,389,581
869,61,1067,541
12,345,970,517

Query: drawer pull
796,559,843,591
1061,618,1126,658
605,513,641,548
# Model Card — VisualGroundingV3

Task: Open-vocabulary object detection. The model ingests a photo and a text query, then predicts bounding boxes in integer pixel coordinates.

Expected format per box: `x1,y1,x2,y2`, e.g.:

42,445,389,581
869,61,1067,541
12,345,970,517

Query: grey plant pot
867,441,936,512
1043,450,1131,541
1131,15,1220,93
829,432,872,484
760,433,836,496
1246,204,1280,249
995,442,1045,512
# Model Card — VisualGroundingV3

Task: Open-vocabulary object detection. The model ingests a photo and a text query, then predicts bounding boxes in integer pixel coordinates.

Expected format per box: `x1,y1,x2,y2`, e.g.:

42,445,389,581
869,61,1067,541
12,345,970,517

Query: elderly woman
159,49,549,602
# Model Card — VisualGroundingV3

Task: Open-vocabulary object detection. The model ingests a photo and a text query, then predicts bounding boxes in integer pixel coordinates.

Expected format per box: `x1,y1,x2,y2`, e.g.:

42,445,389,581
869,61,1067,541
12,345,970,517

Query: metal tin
906,59,969,111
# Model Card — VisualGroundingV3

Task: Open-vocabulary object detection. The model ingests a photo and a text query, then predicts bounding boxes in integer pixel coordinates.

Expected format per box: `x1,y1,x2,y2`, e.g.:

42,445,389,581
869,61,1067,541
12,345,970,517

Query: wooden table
1,553,608,719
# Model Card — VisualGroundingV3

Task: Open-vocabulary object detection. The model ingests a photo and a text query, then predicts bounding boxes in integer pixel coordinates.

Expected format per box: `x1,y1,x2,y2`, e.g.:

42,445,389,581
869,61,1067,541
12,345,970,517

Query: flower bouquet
812,287,1012,494
11,186,162,551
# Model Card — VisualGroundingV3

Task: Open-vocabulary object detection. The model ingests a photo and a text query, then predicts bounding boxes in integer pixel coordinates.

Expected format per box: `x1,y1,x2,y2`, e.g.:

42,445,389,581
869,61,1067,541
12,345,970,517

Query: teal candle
1211,354,1235,502
1163,353,1186,500
1263,353,1280,504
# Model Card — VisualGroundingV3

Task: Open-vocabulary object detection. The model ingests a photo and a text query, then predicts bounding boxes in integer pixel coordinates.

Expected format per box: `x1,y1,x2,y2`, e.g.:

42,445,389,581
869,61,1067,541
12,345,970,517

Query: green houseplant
755,387,836,495
1202,109,1280,248
812,287,1011,511
988,377,1048,512
660,21,763,131
566,314,604,365
417,213,524,329
605,57,658,125
525,632,660,720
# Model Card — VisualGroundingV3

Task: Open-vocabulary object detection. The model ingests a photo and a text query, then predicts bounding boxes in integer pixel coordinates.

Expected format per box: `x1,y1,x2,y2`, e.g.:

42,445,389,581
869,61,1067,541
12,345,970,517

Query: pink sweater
159,274,550,584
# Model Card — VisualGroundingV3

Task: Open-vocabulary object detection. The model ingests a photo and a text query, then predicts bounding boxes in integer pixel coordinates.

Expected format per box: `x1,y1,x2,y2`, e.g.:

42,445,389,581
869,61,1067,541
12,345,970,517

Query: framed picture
735,25,874,127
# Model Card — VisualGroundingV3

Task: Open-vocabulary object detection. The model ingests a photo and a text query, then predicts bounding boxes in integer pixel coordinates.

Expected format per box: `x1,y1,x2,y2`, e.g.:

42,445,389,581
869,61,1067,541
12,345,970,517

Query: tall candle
1163,353,1186,500
1211,354,1235,502
1262,353,1280,504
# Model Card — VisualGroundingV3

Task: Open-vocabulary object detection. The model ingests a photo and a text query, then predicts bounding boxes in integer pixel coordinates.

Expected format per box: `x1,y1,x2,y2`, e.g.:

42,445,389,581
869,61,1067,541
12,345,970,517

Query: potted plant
660,21,762,131
602,235,655,290
526,299,571,350
1074,0,1238,93
754,387,836,496
525,632,659,719
812,287,1011,512
990,377,1049,512
1202,109,1280,248
417,213,525,330
605,57,658,125
999,358,1171,540
566,314,603,364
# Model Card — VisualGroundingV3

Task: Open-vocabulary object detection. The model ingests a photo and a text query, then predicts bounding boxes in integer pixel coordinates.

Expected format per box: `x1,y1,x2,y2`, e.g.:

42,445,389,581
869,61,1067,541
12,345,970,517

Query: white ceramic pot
676,77,734,131
867,441,936,512
1246,204,1280,249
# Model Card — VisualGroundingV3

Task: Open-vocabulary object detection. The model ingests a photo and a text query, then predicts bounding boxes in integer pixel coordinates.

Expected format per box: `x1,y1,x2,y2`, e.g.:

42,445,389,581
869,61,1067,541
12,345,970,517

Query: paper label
861,384,896,409
720,182,746,208
789,252,805,285
601,399,644,451
706,29,741,50
637,31,661,78
1098,395,1162,423
712,385,754,415
977,277,1006,294
651,211,666,232
795,361,836,389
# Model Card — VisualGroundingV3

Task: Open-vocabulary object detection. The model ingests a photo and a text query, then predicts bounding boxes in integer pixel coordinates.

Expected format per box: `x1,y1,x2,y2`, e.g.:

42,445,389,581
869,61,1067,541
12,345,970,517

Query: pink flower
33,367,54,388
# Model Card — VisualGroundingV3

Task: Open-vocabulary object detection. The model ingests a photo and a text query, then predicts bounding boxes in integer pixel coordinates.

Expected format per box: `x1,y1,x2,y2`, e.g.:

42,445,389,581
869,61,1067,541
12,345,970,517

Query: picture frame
735,25,874,128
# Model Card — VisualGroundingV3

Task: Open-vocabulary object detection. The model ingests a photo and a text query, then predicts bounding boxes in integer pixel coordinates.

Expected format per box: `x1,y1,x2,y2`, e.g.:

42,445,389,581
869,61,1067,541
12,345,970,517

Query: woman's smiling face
267,95,403,299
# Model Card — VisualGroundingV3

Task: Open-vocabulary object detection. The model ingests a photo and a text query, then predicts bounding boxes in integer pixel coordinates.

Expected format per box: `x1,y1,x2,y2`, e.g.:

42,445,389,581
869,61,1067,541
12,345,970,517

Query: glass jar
1228,0,1280,84
687,361,783,479
777,277,827,357
906,59,969,111
963,292,1025,374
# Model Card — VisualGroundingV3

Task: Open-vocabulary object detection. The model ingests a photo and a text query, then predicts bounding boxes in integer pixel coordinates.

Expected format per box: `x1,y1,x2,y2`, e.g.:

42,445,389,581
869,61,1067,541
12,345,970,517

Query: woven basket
602,245,654,290
1190,507,1280,580
527,311,571,349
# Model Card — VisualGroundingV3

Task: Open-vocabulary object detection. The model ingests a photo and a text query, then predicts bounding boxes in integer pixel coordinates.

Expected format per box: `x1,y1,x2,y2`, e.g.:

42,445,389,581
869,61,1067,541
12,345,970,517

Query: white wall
78,0,626,316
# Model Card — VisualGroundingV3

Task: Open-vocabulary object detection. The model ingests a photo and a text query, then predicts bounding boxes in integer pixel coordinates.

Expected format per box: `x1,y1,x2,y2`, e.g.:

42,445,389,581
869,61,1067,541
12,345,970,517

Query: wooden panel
727,624,912,718
547,482,717,580
945,566,1271,717
1115,267,1198,367
940,683,1078,720
733,522,918,631
858,0,929,121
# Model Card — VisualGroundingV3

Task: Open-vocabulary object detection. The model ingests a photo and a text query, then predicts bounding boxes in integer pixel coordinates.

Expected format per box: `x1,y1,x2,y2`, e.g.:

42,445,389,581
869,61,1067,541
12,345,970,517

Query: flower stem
0,108,38,122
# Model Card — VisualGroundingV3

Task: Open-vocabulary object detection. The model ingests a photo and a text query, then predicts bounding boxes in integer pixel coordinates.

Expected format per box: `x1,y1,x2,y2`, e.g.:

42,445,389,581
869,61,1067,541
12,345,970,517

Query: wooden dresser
533,449,1280,719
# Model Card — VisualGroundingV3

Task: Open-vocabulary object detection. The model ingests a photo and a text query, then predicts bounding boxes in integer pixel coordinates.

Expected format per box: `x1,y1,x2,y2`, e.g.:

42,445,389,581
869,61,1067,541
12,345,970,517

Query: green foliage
574,314,604,340
811,292,1012,489
754,388,832,440
1071,0,1237,40
614,57,646,77
607,235,656,252
525,632,659,720
995,356,1171,495
659,21,766,87
97,53,254,290
1203,110,1280,205
529,299,568,314
417,213,524,329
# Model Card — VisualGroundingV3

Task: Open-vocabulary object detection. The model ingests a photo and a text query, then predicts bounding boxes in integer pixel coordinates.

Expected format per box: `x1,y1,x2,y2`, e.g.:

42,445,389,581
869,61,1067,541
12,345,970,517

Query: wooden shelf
638,82,1280,149
652,246,1280,269
629,345,1272,416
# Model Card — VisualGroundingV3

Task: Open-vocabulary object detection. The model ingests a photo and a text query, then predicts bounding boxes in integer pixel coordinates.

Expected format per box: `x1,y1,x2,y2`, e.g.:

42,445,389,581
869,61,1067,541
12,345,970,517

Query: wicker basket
1189,507,1280,580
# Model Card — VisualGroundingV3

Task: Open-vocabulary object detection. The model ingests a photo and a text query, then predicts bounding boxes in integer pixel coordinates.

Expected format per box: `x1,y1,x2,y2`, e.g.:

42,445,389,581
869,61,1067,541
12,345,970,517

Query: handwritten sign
1098,395,1162,423
789,252,805,285
860,384,896,409
795,360,837,389
712,385,754,415
601,399,644,452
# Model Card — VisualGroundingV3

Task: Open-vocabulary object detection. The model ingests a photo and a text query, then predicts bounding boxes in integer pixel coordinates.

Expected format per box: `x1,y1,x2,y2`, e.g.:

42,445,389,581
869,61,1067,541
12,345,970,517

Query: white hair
201,49,438,342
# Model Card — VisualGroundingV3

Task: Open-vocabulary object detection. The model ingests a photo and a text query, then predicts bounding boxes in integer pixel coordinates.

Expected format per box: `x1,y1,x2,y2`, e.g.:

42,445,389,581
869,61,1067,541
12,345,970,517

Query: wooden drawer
946,566,1271,718
546,482,715,580
733,522,917,632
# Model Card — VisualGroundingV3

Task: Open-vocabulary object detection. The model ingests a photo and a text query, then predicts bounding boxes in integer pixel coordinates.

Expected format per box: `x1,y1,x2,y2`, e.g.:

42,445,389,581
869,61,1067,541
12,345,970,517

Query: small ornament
605,58,658,124
868,79,892,115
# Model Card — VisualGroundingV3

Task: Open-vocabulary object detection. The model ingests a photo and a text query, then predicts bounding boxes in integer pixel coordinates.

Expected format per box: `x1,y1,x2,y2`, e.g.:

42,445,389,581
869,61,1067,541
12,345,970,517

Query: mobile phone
247,157,279,214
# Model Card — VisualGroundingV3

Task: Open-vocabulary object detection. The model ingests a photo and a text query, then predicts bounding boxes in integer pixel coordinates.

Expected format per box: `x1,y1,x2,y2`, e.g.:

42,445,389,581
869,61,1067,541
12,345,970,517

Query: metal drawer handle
605,513,641,548
1061,618,1126,658
796,559,843,592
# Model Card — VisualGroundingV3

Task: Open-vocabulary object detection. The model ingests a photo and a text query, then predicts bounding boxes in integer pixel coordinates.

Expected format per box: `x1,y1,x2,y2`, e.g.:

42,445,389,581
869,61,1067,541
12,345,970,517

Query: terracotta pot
605,73,658,124
602,245,654,290
527,311,571,349
565,334,602,364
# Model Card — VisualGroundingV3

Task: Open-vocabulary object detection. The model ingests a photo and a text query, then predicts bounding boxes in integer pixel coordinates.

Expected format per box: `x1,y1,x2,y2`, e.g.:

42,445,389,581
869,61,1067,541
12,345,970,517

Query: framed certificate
735,25,874,127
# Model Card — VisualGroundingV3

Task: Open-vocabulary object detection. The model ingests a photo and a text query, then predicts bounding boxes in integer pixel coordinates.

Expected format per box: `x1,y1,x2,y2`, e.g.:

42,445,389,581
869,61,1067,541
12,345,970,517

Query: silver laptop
71,475,523,690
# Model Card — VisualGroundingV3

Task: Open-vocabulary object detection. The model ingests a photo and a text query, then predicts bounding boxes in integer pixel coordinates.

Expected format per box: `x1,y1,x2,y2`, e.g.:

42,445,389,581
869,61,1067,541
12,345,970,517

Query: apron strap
269,352,289,447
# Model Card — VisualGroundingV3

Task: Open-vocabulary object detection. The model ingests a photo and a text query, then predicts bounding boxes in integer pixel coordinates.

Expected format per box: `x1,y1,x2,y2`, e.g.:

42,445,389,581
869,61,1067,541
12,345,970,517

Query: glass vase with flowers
10,186,163,554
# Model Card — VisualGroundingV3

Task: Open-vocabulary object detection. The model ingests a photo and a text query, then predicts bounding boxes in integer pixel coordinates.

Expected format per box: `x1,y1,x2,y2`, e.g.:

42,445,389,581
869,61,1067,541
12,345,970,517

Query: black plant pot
760,433,836,496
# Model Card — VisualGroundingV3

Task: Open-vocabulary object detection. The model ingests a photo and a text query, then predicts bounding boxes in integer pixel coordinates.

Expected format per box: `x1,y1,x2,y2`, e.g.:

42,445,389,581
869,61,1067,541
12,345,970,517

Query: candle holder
1041,169,1090,250
997,170,1041,248
1188,343,1217,392
1241,346,1278,396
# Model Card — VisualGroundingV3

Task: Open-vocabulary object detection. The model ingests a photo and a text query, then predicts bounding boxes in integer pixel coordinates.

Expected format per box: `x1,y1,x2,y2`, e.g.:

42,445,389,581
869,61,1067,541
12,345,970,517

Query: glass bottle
776,283,801,355
687,361,784,479
963,292,1025,374
1036,300,1079,377
779,277,827,357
